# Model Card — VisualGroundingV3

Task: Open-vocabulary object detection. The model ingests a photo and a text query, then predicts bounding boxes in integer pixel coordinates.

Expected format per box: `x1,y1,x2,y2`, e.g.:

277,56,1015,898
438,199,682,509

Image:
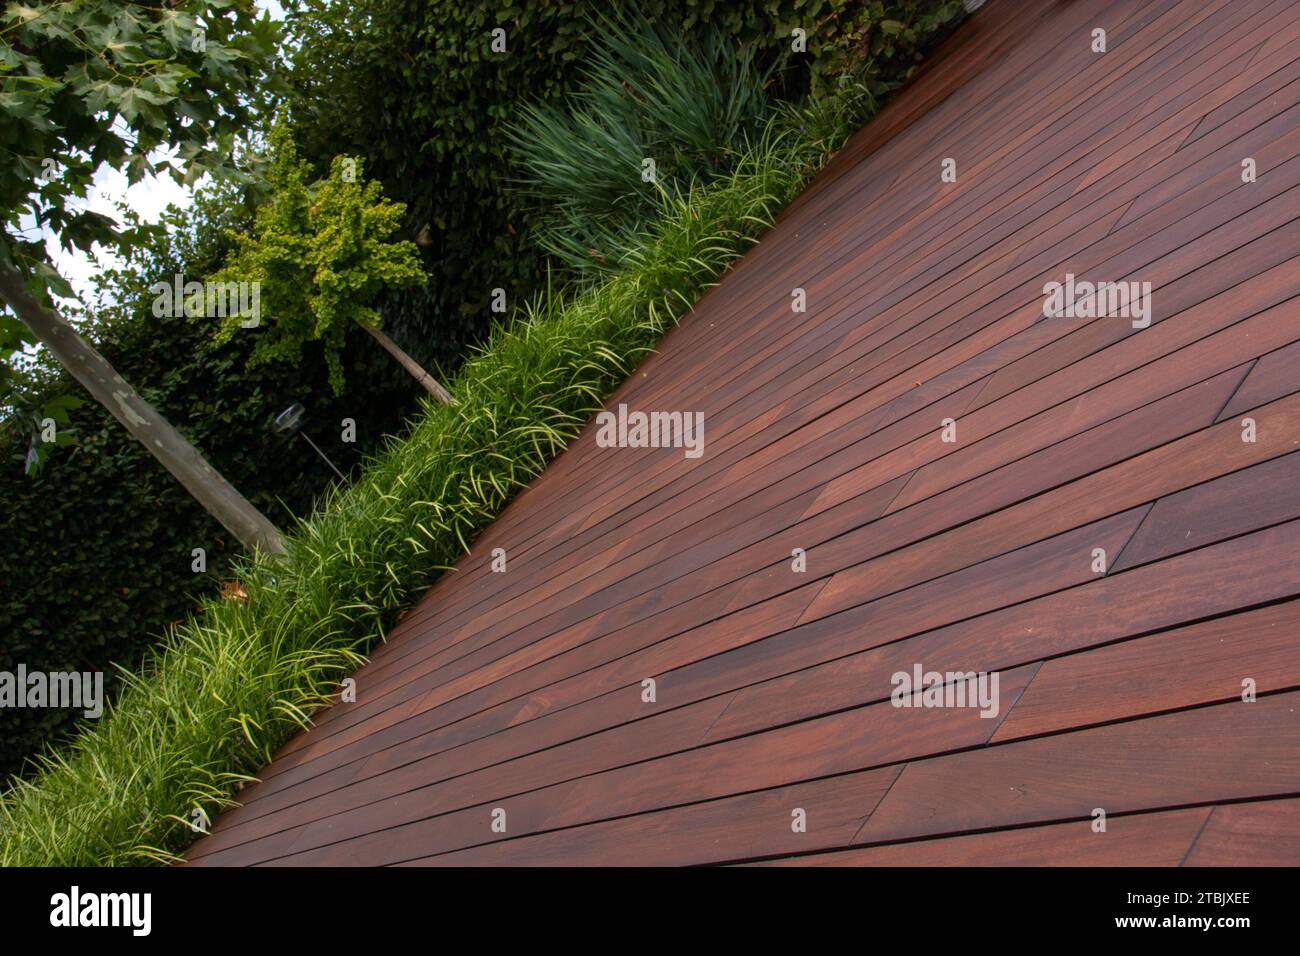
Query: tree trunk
0,261,286,556
364,325,452,404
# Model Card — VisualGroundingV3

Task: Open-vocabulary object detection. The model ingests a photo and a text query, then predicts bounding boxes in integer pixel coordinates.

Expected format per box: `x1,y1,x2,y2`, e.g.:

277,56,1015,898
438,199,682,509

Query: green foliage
0,0,283,272
507,10,771,275
0,0,285,493
806,0,966,95
0,310,83,473
212,122,426,394
1,298,81,476
0,181,420,784
16,393,82,474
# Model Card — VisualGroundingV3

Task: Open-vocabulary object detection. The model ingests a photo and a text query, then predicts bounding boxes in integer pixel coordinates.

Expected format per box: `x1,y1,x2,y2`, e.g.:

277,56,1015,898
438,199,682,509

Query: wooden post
364,325,453,404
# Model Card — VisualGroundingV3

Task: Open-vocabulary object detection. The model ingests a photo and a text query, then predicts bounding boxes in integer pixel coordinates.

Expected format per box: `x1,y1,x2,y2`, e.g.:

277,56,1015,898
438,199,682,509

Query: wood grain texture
759,807,1214,867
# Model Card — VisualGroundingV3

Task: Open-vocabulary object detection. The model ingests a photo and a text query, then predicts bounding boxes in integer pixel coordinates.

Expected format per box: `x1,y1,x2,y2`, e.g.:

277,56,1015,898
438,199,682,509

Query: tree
0,1,287,554
212,121,450,402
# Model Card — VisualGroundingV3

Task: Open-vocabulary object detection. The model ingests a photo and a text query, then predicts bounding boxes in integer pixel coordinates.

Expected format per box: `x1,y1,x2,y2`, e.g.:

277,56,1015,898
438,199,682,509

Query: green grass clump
0,112,851,865
507,9,772,276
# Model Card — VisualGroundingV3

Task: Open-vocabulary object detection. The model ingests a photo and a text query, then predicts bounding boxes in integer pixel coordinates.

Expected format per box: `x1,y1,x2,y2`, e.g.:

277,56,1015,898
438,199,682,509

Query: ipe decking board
185,0,1300,866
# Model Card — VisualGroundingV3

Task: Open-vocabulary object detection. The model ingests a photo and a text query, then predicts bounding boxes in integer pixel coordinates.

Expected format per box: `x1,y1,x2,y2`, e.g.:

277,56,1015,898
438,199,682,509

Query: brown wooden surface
185,0,1300,866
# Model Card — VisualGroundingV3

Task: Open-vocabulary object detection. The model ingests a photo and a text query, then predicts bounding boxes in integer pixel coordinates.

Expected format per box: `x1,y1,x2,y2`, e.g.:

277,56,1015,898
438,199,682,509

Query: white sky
44,151,192,305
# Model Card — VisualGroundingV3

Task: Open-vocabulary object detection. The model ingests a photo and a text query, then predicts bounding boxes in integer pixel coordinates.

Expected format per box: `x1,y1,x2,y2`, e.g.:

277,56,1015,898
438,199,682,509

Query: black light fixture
272,403,346,481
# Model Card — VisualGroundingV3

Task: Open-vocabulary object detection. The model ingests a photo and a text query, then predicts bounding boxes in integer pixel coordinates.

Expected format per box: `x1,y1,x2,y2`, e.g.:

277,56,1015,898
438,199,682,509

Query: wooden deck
187,0,1300,866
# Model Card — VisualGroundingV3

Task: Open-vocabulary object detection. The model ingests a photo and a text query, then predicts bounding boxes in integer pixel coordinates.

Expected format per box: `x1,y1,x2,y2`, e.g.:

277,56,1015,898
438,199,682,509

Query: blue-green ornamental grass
0,72,895,866
507,9,772,277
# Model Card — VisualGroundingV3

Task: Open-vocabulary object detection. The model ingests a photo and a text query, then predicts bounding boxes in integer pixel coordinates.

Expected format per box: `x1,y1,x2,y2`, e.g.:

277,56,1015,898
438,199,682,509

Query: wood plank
760,807,1212,867
700,521,1300,741
222,666,1039,865
398,768,907,868
1183,798,1300,865
993,600,1300,741
856,692,1300,845
1111,451,1300,571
